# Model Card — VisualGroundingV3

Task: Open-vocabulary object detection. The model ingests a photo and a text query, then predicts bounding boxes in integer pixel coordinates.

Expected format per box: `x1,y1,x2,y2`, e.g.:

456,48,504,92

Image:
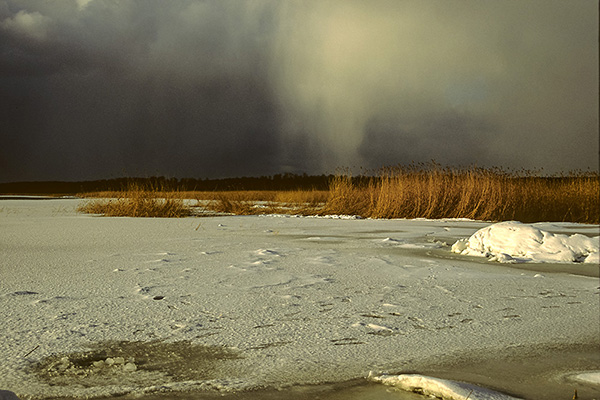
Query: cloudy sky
1,0,598,182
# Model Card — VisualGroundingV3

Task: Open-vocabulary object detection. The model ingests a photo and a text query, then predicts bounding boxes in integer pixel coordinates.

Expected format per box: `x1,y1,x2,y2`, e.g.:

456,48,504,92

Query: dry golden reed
79,188,328,217
77,183,191,218
201,190,327,215
323,164,599,223
77,165,599,223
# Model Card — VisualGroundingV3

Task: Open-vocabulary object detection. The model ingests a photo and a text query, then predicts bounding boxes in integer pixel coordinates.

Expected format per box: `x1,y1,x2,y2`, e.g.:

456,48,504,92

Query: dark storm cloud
0,0,287,181
0,0,598,182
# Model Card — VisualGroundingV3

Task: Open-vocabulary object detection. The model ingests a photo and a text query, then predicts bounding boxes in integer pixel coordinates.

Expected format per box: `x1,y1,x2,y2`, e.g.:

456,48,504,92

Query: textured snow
1,199,598,399
452,221,599,263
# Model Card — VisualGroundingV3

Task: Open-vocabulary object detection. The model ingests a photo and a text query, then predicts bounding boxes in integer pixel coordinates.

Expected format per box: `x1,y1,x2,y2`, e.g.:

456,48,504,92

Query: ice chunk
113,357,125,365
123,362,137,372
451,239,468,253
584,251,599,264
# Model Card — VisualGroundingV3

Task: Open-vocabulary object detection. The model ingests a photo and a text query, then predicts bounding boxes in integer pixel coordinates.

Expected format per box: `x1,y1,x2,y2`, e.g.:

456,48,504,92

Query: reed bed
200,190,328,215
77,167,599,223
78,188,328,217
77,184,191,218
322,165,599,223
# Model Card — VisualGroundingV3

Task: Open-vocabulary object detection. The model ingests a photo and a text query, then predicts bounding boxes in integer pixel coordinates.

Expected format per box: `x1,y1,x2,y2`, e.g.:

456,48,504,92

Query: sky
0,0,598,182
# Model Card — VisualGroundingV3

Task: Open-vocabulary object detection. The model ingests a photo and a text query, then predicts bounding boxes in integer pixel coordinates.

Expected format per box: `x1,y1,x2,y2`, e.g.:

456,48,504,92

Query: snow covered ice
0,198,599,399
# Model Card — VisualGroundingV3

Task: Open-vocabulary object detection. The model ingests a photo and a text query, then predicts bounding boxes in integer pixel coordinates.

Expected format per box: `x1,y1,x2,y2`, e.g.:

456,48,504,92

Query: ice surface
452,221,599,263
0,199,598,399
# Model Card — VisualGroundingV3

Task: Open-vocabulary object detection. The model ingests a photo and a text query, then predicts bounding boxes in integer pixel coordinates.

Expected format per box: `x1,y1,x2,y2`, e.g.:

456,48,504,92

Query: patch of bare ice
0,390,20,400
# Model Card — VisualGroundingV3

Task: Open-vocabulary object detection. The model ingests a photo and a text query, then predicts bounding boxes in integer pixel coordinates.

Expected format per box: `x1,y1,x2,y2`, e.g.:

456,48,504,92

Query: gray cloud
0,0,597,182
358,111,497,169
270,0,599,172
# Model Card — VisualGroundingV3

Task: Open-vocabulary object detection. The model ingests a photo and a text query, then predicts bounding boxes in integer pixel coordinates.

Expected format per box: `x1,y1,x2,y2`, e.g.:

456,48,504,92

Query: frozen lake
0,198,598,399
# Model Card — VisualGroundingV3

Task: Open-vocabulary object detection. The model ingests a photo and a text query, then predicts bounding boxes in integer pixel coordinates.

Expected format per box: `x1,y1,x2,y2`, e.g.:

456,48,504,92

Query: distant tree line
0,174,346,194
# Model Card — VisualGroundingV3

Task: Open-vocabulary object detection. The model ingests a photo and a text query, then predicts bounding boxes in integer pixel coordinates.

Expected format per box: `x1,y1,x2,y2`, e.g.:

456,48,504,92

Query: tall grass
322,164,599,223
202,190,328,215
78,187,328,217
77,183,192,218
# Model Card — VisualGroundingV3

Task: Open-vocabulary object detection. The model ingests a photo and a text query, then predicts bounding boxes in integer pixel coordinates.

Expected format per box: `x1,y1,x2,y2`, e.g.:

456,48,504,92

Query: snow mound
451,221,599,263
568,371,600,387
369,373,520,400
